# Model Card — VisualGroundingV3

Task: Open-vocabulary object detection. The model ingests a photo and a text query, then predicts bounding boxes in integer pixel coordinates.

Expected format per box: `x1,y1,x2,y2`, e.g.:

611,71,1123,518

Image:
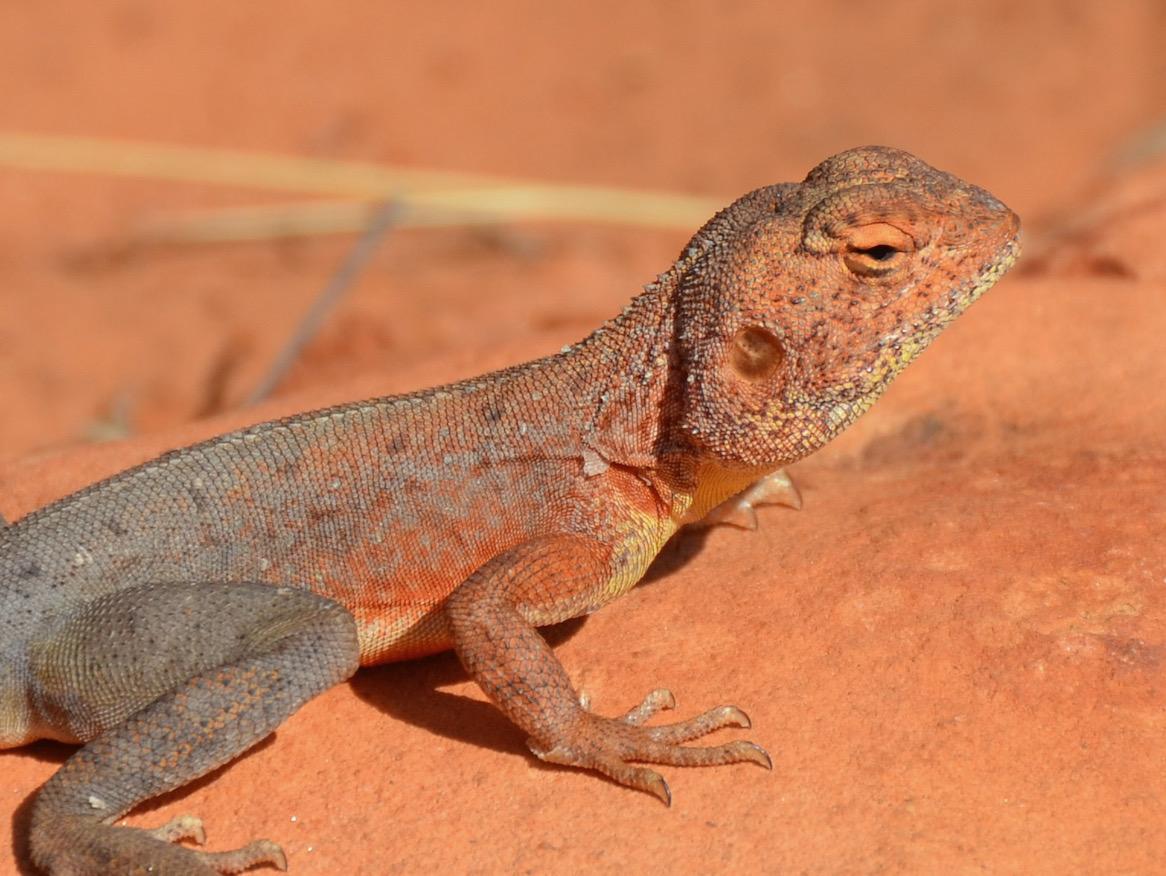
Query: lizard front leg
25,582,360,875
696,469,803,530
445,535,771,804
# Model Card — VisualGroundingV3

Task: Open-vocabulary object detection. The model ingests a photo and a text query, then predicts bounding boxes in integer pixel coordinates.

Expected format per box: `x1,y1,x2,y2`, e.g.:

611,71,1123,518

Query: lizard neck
554,276,680,471
555,270,782,522
557,273,756,503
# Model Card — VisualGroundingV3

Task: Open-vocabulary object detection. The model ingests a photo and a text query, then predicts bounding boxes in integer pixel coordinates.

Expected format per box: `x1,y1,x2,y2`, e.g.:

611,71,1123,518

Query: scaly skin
0,146,1019,874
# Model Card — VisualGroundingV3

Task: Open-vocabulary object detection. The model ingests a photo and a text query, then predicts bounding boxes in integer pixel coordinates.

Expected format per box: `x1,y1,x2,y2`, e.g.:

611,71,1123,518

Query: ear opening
729,326,785,382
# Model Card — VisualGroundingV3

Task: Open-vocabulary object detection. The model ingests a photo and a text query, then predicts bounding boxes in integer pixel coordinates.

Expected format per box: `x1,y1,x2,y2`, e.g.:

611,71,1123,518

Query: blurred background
0,1,1162,460
4,5,1166,875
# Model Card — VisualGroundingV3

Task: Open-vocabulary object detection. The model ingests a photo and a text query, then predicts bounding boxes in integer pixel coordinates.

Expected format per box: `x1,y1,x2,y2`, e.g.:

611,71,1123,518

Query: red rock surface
2,4,1165,874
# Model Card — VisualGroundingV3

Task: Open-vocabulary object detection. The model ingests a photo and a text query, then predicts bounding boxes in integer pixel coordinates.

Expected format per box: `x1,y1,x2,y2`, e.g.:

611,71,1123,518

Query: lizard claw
641,769,672,807
727,740,773,770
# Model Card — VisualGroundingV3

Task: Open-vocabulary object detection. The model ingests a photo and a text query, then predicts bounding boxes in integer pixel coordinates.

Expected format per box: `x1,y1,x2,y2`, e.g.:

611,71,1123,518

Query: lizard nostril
729,326,785,382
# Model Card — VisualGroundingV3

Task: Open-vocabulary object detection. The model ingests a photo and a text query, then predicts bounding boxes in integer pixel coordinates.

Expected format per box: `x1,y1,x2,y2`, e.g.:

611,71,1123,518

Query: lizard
0,146,1020,875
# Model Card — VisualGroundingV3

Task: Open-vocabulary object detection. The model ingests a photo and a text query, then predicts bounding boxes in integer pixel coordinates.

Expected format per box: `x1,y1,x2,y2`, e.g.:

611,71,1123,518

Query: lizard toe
147,813,207,846
193,838,288,874
595,763,671,807
641,703,752,743
32,814,286,875
527,692,768,802
619,687,677,725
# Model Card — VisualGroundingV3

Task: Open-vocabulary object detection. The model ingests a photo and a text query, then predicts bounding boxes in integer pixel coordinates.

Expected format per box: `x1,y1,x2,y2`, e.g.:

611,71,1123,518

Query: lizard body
0,146,1019,874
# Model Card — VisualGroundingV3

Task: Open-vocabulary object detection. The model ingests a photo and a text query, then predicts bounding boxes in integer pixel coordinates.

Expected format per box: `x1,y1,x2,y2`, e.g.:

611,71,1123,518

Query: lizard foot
698,469,803,530
527,688,771,805
34,813,288,875
149,815,287,874
189,837,288,874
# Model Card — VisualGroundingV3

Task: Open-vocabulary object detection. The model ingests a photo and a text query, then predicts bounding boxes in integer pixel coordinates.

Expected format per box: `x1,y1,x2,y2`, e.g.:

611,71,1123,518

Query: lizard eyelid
843,245,907,277
842,223,914,277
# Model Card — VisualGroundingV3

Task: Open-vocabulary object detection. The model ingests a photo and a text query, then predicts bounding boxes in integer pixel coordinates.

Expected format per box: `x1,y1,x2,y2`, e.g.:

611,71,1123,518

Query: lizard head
672,145,1021,468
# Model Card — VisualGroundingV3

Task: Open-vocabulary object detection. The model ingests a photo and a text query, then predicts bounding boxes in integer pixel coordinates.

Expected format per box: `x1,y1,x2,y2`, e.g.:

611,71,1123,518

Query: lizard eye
858,244,898,261
842,223,914,277
844,244,905,277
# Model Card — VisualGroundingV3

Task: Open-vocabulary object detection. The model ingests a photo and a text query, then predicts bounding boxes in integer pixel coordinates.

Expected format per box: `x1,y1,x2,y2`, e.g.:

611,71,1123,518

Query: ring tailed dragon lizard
0,146,1020,874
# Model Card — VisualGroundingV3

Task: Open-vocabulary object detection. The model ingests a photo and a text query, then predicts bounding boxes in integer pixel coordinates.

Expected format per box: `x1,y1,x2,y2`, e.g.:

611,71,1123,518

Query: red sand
2,4,1165,873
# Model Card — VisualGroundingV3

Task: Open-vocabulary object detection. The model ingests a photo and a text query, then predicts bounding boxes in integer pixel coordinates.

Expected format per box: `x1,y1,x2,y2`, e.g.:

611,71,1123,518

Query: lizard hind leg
25,581,360,875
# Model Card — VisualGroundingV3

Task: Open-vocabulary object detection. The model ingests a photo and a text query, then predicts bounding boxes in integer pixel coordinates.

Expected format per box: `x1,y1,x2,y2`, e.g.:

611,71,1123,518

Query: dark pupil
859,244,898,261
